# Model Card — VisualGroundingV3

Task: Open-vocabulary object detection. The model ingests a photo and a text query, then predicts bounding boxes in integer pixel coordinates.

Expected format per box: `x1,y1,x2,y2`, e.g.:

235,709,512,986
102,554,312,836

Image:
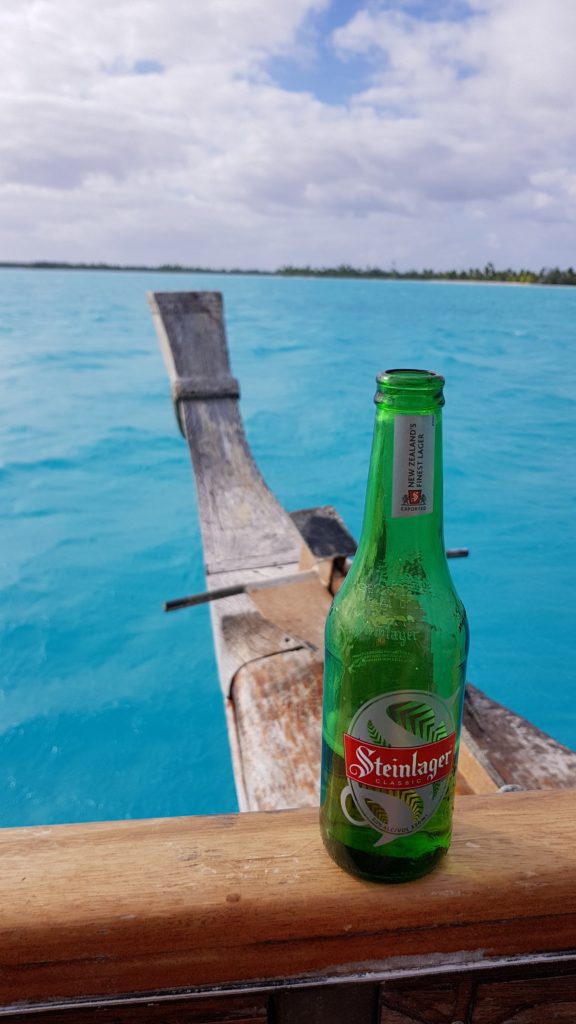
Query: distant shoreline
1,260,575,286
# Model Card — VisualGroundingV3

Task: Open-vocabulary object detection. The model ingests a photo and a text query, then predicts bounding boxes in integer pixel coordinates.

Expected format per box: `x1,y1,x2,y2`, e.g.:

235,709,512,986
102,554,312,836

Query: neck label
391,414,435,517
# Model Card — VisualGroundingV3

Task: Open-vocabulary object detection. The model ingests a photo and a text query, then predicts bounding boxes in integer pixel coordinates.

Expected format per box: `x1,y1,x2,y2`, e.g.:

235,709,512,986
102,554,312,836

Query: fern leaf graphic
393,789,424,822
365,799,388,827
388,700,437,742
432,780,441,799
367,719,390,747
433,720,448,741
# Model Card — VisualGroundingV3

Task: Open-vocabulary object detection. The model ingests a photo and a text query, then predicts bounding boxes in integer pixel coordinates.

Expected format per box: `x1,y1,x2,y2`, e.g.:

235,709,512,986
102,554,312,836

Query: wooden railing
1,789,575,1021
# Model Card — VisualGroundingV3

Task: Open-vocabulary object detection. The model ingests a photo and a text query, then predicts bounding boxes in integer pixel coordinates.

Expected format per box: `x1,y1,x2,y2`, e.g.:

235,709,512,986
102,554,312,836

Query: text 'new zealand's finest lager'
320,369,469,883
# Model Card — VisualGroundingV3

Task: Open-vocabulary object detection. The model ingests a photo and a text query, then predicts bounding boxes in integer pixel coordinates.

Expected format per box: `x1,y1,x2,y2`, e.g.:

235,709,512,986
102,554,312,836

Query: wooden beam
148,291,303,576
464,682,576,790
1,789,575,1007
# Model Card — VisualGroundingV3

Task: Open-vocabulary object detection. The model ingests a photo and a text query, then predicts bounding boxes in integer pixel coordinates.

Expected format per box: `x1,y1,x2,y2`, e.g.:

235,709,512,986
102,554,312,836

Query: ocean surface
1,269,575,827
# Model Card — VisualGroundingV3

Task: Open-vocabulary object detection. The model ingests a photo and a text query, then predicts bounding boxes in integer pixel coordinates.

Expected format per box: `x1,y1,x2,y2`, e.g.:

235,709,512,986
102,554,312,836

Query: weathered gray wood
232,648,324,811
164,569,319,612
149,291,303,575
464,682,576,790
148,291,359,812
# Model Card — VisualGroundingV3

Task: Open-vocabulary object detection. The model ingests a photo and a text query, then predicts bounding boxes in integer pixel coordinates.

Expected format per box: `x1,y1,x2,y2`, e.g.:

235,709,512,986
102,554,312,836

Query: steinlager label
320,369,469,883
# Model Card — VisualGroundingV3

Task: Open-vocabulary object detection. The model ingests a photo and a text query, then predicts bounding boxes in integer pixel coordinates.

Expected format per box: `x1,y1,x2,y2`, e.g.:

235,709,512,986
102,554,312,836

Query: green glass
320,369,469,883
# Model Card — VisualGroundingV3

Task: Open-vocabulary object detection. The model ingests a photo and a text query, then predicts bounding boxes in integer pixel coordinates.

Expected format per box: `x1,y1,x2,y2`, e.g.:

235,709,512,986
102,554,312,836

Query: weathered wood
464,682,576,790
289,506,358,563
456,726,501,794
149,290,323,811
248,574,331,652
232,648,324,810
1,791,576,1009
149,291,303,575
164,569,319,613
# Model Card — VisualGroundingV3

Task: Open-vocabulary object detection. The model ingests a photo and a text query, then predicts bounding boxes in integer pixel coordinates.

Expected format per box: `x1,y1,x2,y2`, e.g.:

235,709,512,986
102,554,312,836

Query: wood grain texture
232,648,324,810
1,790,575,1006
207,563,305,697
149,292,232,392
149,291,303,576
472,974,576,1023
464,683,576,790
248,575,331,653
456,727,500,795
379,974,473,1023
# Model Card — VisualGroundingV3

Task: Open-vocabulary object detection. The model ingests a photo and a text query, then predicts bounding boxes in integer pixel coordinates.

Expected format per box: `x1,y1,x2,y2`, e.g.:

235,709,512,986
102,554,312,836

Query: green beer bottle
320,369,469,883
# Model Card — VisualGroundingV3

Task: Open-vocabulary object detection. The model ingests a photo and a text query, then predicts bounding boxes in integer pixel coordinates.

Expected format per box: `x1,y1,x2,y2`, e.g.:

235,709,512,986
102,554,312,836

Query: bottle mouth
375,368,445,405
377,368,445,388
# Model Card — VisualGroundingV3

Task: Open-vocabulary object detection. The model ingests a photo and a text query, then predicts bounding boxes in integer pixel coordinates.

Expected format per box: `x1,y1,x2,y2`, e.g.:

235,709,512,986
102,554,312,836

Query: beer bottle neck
354,370,446,572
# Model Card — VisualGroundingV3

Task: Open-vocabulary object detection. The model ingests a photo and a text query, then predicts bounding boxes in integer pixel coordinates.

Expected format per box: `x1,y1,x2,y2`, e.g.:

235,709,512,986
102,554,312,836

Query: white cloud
0,0,575,268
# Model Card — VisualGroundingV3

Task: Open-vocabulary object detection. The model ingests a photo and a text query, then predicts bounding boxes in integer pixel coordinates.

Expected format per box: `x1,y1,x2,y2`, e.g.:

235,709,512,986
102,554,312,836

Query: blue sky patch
266,0,372,106
133,59,165,75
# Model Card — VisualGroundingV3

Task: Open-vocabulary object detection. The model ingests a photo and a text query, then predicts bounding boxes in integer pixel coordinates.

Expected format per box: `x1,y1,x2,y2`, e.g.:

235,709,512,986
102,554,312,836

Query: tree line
1,260,576,285
277,262,576,285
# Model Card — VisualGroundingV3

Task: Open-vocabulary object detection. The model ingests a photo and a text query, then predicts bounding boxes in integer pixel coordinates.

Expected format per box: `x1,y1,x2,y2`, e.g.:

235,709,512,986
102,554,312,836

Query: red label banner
343,732,456,791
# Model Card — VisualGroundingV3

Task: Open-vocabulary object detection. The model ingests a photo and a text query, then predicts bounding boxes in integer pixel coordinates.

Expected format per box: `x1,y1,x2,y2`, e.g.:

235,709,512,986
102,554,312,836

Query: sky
1,0,575,270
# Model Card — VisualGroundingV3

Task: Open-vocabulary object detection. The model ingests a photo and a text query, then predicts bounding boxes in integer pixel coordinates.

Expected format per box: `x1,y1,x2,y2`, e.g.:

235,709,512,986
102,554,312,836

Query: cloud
0,0,575,268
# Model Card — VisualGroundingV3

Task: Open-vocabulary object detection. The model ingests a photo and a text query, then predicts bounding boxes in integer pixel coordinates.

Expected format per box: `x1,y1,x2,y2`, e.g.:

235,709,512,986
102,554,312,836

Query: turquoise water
1,269,575,827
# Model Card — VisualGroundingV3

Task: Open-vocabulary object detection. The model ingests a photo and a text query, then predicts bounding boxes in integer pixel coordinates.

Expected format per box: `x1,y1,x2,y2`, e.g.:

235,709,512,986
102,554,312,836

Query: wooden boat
149,290,576,807
0,290,574,1022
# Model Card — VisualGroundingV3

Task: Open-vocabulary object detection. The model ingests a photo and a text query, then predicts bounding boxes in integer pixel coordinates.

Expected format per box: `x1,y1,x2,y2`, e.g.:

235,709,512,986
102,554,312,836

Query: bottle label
341,690,456,846
391,414,435,517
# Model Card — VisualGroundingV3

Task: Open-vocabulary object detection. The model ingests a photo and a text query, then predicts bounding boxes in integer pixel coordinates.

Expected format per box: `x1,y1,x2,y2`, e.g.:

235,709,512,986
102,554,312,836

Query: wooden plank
205,563,305,700
464,683,576,790
456,727,500,795
1,790,576,1006
472,974,576,1023
148,291,303,575
146,303,361,810
379,974,474,1023
232,648,324,810
248,574,331,653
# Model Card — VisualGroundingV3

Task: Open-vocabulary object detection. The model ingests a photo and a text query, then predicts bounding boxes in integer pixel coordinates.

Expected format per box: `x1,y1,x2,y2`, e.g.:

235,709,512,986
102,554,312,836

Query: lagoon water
1,269,575,826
